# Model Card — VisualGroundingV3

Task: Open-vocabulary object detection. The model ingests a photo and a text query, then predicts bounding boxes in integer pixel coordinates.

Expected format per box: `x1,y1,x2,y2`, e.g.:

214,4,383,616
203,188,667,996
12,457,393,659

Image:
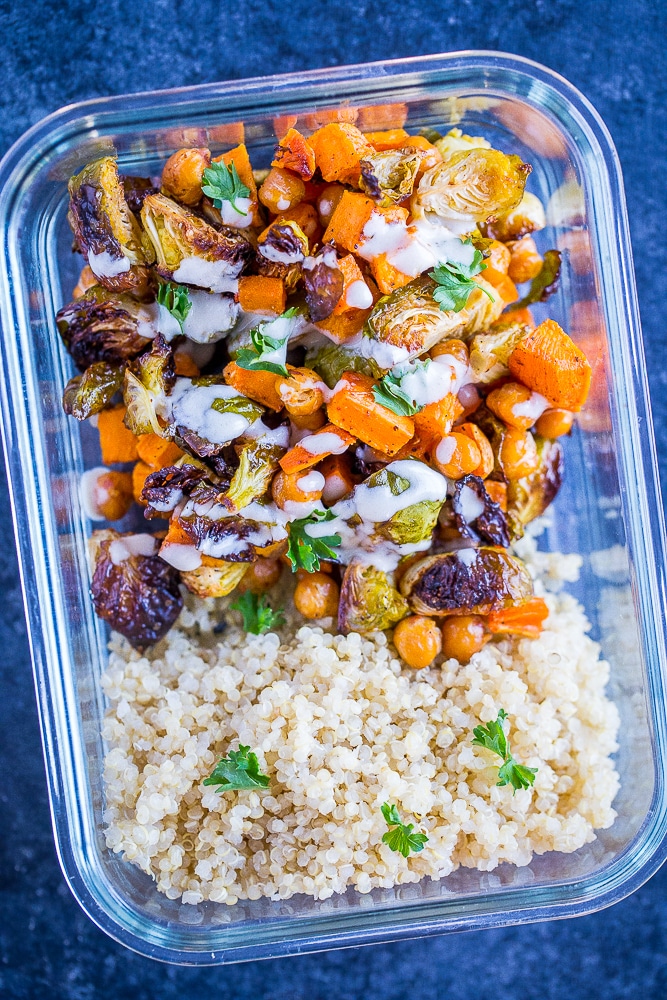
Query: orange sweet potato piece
136,434,184,470
482,266,519,306
508,319,592,412
237,275,287,315
315,310,372,343
487,597,549,638
364,128,410,151
173,351,201,377
502,306,536,330
98,405,140,465
258,166,305,214
401,135,443,176
327,372,415,456
318,452,356,506
279,424,356,474
413,393,464,441
132,460,153,505
308,123,374,185
370,253,414,295
322,190,378,253
223,361,283,411
357,103,408,130
302,106,359,131
272,127,316,180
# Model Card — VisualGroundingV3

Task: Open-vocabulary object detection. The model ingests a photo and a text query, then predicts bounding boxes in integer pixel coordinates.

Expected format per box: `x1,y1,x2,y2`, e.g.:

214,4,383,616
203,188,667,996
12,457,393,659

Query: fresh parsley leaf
472,708,538,793
201,159,251,215
203,745,270,792
430,241,495,313
230,590,285,635
510,249,562,311
372,359,432,417
156,282,192,333
286,508,341,573
381,801,429,858
234,308,299,376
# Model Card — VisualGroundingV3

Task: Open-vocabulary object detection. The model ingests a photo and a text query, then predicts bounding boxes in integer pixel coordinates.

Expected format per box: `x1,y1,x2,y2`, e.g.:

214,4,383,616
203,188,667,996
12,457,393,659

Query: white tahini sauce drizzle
158,290,240,345
297,471,325,494
167,380,253,445
435,436,457,466
158,542,202,572
345,280,373,309
300,431,349,456
172,256,242,292
80,467,111,522
457,547,478,567
458,484,486,524
218,197,254,229
88,249,131,279
511,391,550,422
109,533,159,565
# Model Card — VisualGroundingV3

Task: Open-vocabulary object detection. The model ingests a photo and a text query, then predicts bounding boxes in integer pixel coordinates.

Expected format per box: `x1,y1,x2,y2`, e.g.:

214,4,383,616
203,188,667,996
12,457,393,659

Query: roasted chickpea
294,572,340,619
535,408,574,439
458,422,494,478
272,469,324,511
275,367,324,416
429,338,469,365
499,427,540,479
507,235,543,284
393,615,442,669
486,381,540,431
238,558,283,594
289,409,327,431
316,183,346,225
258,166,305,214
441,615,489,663
82,468,133,521
485,239,512,275
433,432,481,480
161,147,211,206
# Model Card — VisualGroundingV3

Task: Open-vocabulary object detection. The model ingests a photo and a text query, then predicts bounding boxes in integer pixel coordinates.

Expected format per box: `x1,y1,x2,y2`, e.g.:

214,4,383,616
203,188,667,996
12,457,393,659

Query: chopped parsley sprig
381,802,429,858
156,282,192,333
230,591,285,635
203,745,270,792
201,159,251,215
234,308,299,376
286,508,341,573
430,241,495,313
372,359,431,417
472,709,538,792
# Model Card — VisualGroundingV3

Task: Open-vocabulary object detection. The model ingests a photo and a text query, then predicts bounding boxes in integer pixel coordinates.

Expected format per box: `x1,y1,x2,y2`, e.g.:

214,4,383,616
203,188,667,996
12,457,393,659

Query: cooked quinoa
101,537,620,905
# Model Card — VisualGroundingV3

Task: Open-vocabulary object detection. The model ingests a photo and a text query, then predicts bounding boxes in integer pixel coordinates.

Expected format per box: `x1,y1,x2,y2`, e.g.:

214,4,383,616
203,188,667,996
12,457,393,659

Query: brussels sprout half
338,561,409,634
122,334,175,436
57,286,156,371
400,547,533,616
506,437,564,540
359,149,422,206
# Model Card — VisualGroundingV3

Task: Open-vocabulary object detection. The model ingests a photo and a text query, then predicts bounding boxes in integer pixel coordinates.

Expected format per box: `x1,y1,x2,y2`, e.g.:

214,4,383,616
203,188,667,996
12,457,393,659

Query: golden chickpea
393,616,442,669
258,166,305,214
316,183,346,225
486,381,538,430
275,367,324,416
507,235,543,284
486,239,512,274
499,427,540,479
429,338,470,365
289,409,327,431
294,572,340,619
238,558,283,594
89,470,134,521
441,615,489,663
161,147,211,206
271,470,324,510
458,422,494,479
535,408,574,439
433,432,481,480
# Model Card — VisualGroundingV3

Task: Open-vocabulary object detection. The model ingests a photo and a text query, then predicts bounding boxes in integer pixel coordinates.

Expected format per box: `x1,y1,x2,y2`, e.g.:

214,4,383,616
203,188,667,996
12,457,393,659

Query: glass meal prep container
0,51,666,965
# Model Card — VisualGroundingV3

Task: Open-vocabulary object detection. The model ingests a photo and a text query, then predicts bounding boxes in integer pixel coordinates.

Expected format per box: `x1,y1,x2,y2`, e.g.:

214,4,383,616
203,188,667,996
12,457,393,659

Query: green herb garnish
235,308,299,376
372,359,432,417
201,159,251,215
156,282,192,333
472,709,538,792
381,802,429,858
430,241,495,313
286,508,341,573
203,745,270,792
230,590,285,635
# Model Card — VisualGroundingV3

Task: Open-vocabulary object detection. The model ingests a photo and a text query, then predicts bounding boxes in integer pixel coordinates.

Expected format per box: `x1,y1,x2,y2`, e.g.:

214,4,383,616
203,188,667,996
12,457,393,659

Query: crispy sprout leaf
287,508,342,573
62,361,124,420
220,441,283,514
511,249,562,310
123,334,175,436
378,500,443,546
140,464,207,519
472,709,538,793
201,160,251,215
506,437,564,540
210,396,265,423
203,745,270,792
367,468,411,496
90,531,183,650
56,288,154,371
156,282,192,332
359,150,422,205
230,591,285,634
381,802,429,857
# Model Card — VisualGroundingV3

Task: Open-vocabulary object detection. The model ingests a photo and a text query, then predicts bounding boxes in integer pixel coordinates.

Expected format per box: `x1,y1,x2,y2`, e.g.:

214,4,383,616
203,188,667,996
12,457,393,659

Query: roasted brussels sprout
338,561,409,634
219,441,284,514
358,149,422,205
90,529,183,649
141,463,208,519
67,157,153,293
506,436,564,540
56,286,156,371
62,361,124,420
140,192,253,291
180,560,249,598
305,339,379,388
123,334,175,436
256,221,308,292
481,191,546,242
411,149,530,231
451,475,510,548
468,319,531,383
178,507,285,562
399,546,533,616
302,247,344,321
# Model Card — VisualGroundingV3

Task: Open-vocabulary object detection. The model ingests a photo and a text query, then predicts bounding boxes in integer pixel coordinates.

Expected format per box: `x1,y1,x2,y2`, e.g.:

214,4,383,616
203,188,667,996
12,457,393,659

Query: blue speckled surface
1,1,666,995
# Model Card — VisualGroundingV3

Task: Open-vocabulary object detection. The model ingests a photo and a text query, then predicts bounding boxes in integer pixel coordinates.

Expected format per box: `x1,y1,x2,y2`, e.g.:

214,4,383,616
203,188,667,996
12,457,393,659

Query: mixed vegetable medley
59,113,592,684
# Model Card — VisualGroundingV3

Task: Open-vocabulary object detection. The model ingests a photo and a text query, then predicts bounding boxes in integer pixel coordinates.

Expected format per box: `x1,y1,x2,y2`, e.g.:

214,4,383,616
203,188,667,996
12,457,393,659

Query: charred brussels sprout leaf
181,560,249,599
123,334,175,436
511,250,562,311
256,221,308,291
359,150,422,205
399,547,533,616
303,250,344,322
506,437,564,540
367,467,411,496
305,340,379,389
140,463,208,519
56,288,154,371
338,561,409,634
90,531,183,649
468,320,531,384
481,191,546,242
452,475,511,548
178,513,272,562
219,441,284,514
62,361,124,420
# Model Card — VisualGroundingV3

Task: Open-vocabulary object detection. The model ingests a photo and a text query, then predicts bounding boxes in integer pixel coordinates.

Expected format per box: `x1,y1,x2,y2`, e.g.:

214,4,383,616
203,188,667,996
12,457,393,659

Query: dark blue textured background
1,1,666,996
